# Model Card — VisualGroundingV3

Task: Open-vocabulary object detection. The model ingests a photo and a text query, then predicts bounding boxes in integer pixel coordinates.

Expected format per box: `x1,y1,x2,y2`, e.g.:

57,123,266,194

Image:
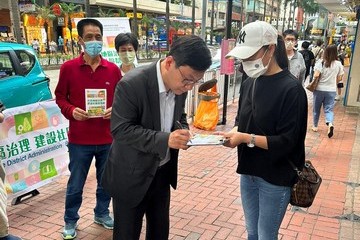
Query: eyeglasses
178,67,202,85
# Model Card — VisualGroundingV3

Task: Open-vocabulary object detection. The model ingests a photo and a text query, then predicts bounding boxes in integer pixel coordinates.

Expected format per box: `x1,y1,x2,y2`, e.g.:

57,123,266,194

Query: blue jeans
241,175,291,240
64,143,111,224
313,90,336,127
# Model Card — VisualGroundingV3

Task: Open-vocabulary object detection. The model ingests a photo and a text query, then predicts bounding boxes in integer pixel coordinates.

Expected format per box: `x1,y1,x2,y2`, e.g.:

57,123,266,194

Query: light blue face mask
84,40,103,58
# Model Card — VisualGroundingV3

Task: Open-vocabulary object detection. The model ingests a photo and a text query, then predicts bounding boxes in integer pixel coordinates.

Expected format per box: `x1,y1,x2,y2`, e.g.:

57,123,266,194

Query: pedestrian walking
114,33,139,75
283,29,306,84
58,36,65,54
101,35,212,240
223,21,308,239
31,39,40,54
54,18,121,240
311,45,344,137
299,41,315,81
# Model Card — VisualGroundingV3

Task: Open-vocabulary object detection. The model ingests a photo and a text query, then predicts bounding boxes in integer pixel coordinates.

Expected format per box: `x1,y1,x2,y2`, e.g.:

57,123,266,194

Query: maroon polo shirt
55,53,122,145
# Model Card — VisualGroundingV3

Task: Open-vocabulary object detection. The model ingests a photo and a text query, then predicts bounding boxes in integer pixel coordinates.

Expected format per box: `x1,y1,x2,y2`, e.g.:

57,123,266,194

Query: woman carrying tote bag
312,45,344,138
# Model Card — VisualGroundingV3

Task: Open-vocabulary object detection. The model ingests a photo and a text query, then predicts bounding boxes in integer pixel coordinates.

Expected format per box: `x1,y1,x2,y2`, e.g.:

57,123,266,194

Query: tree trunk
133,0,138,37
8,0,22,43
270,0,274,25
68,15,75,55
252,0,256,22
263,0,267,21
276,0,281,30
291,2,296,30
282,1,287,32
85,0,91,17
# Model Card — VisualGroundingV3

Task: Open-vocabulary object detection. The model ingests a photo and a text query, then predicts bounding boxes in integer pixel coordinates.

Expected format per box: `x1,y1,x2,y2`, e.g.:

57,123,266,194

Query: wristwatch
247,134,256,148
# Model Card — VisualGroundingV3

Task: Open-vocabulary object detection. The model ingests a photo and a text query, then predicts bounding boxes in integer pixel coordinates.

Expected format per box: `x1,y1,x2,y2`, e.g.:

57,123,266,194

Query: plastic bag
344,57,350,67
194,100,219,131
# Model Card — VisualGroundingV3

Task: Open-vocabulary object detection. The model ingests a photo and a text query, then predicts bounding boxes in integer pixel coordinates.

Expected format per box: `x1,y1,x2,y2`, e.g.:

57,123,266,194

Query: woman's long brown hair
323,45,338,68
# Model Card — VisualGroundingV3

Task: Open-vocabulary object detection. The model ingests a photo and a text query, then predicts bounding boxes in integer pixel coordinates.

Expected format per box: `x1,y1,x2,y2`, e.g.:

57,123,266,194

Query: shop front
0,8,11,41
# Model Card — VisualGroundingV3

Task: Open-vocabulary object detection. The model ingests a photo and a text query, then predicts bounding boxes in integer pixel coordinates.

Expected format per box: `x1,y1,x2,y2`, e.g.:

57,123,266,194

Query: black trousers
112,164,171,240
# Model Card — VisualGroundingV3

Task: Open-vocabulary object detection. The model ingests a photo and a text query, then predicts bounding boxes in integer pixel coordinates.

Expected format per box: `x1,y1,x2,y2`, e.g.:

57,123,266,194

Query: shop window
0,53,15,79
15,50,35,75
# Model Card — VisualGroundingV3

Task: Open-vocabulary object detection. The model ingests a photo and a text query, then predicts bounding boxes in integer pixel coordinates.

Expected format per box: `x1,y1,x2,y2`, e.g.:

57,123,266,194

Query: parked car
0,42,52,109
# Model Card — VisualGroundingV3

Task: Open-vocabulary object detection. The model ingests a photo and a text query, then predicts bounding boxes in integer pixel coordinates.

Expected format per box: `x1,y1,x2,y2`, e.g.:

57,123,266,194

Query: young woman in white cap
223,21,308,239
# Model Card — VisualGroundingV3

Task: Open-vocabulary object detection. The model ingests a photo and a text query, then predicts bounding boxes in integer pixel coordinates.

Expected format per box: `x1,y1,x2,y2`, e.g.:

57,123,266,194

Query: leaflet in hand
187,134,227,146
85,89,107,118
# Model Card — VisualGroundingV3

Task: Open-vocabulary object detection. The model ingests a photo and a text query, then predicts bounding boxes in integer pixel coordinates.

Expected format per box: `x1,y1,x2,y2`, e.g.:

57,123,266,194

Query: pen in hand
175,121,193,143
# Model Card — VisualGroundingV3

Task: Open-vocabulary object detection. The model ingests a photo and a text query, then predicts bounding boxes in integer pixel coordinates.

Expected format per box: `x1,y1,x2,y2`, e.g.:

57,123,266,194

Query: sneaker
335,95,341,101
0,234,22,240
328,123,334,138
94,215,114,229
62,222,77,240
312,126,318,132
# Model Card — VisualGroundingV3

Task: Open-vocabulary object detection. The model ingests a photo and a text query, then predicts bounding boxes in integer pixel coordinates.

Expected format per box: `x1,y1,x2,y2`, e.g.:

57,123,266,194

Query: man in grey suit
102,35,212,240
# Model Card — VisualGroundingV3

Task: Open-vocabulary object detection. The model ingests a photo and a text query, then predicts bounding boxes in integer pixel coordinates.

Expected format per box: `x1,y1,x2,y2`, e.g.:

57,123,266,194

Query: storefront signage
0,100,69,200
58,17,65,26
126,12,143,19
19,4,35,12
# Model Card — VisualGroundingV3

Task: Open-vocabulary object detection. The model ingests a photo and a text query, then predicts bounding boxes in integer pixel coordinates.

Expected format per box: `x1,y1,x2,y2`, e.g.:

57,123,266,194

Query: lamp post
210,0,215,45
221,0,233,125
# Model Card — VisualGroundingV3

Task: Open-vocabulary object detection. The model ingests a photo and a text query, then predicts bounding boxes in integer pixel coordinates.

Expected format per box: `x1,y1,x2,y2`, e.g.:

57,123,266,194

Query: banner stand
11,189,39,205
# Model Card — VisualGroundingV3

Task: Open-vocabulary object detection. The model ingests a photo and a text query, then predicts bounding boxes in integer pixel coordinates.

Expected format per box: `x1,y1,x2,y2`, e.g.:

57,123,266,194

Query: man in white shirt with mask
283,29,306,84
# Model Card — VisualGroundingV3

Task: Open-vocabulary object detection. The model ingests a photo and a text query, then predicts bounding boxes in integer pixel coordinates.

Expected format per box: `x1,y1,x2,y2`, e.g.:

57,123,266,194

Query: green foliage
97,7,115,17
35,4,56,21
58,2,83,15
171,21,185,30
297,0,319,15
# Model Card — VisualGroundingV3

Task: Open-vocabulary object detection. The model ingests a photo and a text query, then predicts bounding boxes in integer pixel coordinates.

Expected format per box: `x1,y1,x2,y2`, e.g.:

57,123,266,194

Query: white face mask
242,49,271,78
285,41,295,50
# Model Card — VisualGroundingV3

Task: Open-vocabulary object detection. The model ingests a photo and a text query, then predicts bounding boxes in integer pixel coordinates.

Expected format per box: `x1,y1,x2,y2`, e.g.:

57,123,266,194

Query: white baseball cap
226,21,278,60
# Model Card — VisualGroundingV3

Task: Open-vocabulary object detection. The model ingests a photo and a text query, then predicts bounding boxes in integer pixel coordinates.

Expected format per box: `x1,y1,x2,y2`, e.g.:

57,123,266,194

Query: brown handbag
289,160,322,208
306,62,323,92
305,76,320,92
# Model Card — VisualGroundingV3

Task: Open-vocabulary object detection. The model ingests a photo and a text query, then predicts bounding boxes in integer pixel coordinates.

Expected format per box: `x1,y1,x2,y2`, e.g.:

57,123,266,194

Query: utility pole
221,0,233,125
201,0,207,39
210,0,215,45
191,0,195,34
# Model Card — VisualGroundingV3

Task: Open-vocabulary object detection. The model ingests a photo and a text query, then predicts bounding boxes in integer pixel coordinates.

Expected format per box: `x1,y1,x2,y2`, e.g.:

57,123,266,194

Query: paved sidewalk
7,84,360,239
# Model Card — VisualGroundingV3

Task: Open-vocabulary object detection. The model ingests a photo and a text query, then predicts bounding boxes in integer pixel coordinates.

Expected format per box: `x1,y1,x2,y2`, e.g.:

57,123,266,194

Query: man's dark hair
282,29,299,40
114,33,139,52
302,41,310,49
316,39,323,47
77,18,103,38
168,35,212,71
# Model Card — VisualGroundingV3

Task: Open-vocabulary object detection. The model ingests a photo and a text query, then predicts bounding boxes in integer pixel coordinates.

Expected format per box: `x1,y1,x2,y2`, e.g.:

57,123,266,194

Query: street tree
58,2,83,55
35,4,56,54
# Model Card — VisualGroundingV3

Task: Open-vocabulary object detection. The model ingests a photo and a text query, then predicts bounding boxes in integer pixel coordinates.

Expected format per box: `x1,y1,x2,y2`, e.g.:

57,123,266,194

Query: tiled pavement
7,74,360,239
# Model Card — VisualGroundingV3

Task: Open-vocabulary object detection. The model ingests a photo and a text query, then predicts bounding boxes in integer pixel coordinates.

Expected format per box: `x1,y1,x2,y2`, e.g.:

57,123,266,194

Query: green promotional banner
0,100,69,199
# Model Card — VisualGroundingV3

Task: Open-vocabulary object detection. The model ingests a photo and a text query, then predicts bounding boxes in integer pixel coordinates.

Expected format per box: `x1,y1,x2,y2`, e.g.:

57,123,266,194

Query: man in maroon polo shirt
55,18,121,239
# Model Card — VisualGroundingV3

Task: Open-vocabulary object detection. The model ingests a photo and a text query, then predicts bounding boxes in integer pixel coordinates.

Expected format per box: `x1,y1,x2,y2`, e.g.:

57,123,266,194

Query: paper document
85,89,107,118
187,134,227,146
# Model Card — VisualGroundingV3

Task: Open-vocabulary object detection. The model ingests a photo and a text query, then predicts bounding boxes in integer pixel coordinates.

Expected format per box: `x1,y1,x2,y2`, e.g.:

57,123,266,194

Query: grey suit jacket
102,61,188,208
